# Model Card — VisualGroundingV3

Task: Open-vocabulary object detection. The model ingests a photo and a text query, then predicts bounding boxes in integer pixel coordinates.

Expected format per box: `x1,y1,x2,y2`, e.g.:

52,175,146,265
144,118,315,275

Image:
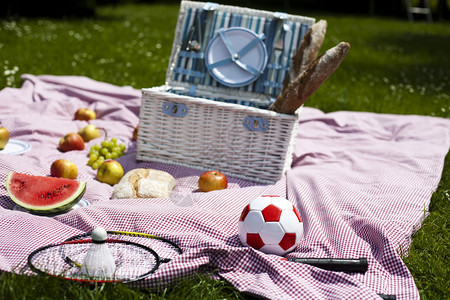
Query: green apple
50,159,78,179
58,132,85,152
97,160,124,185
74,108,96,121
78,124,105,142
0,126,10,150
198,170,228,192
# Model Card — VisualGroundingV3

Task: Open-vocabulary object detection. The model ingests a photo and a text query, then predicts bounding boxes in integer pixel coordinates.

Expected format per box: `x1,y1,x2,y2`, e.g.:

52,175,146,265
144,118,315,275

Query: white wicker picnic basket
137,1,315,183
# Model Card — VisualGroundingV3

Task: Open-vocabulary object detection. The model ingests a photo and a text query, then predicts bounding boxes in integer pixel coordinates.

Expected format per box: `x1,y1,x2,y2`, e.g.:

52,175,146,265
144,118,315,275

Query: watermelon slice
5,171,86,215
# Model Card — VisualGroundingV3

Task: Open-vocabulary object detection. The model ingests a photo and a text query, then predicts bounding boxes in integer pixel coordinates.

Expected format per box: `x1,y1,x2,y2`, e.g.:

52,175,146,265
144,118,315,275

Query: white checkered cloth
0,74,449,299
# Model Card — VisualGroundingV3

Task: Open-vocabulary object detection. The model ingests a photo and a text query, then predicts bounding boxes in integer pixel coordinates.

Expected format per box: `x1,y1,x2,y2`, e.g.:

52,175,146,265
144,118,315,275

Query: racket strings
109,242,159,277
29,240,160,282
30,244,80,276
28,231,183,283
65,231,183,264
110,234,181,263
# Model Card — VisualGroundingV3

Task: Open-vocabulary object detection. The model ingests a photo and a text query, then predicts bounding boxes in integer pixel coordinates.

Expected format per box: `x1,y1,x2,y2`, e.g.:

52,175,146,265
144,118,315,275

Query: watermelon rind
5,171,87,215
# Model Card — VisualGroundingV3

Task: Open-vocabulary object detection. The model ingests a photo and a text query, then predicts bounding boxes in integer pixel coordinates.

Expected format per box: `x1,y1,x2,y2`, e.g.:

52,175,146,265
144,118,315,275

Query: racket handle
288,257,368,274
377,294,397,300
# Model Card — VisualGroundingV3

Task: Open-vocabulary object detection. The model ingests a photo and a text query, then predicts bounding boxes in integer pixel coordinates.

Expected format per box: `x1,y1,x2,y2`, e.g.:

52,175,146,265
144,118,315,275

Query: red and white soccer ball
238,195,303,256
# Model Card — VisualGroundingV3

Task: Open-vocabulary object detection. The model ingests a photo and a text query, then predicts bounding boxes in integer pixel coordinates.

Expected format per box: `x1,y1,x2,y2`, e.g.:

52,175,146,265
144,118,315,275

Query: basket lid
166,1,315,105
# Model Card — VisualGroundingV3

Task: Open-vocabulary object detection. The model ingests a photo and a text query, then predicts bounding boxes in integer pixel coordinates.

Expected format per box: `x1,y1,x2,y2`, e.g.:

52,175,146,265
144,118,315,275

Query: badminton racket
287,257,397,299
64,230,183,264
28,238,161,283
284,257,369,273
286,257,368,273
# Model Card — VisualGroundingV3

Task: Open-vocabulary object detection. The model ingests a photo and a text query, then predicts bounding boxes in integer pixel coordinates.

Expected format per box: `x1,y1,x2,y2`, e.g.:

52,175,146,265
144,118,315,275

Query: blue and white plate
73,199,90,209
205,27,268,87
0,139,31,155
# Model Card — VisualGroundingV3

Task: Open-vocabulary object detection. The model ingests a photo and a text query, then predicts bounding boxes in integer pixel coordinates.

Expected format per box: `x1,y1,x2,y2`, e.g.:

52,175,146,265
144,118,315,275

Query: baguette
270,42,350,115
281,20,328,94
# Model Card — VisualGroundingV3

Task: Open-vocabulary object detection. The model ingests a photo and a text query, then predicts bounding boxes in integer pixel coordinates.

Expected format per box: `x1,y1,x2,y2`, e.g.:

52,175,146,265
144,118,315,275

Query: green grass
1,2,449,299
402,155,450,299
0,271,246,299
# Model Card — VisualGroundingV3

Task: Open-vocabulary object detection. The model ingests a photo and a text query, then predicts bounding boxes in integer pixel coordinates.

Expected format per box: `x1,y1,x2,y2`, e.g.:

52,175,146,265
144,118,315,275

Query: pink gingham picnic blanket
1,74,449,299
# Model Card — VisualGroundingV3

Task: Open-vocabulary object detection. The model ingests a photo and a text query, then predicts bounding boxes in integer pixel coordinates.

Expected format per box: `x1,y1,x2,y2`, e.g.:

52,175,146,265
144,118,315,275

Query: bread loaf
270,42,350,115
281,20,328,94
112,168,176,199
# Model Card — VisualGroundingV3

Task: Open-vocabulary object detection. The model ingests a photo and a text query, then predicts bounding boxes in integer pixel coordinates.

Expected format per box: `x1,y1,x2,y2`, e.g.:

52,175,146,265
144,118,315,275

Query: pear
78,124,104,142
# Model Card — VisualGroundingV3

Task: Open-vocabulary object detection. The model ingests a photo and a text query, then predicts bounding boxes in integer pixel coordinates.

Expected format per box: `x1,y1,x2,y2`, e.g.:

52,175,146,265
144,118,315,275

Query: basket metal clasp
162,102,188,118
243,116,269,132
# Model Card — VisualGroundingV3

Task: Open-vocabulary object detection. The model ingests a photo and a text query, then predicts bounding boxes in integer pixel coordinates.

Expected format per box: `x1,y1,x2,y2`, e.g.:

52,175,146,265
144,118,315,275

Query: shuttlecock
79,227,116,279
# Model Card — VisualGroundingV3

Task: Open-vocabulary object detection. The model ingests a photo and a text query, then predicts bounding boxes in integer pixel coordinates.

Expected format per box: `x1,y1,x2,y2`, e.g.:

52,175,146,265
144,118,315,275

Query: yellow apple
50,159,78,179
74,108,96,121
78,124,104,142
0,126,10,150
97,160,124,185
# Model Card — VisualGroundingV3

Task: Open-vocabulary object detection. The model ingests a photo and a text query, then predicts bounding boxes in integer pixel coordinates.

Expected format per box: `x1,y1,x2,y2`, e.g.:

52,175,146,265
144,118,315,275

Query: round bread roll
112,168,176,199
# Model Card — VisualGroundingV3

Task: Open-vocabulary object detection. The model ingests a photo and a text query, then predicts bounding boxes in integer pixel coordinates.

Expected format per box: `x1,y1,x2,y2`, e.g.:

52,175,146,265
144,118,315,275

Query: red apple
0,126,10,150
132,125,138,141
97,160,124,185
50,159,78,179
74,108,96,121
198,170,228,192
58,132,85,152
